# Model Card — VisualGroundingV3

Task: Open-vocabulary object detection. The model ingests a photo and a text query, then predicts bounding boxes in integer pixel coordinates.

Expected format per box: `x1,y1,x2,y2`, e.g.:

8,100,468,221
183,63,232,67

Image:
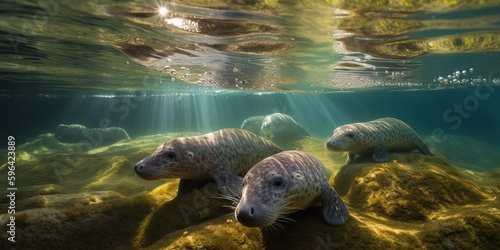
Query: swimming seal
260,113,310,141
235,150,349,228
134,128,282,197
240,116,265,135
325,117,432,163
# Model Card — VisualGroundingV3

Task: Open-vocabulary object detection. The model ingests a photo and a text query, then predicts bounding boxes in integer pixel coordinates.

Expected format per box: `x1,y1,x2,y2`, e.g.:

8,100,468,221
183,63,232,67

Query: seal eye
166,151,176,158
272,177,284,188
347,132,354,138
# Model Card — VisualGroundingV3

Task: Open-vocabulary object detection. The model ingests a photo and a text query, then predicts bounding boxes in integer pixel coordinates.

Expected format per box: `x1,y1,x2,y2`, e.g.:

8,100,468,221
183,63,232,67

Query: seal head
240,116,265,135
260,113,310,142
235,150,349,228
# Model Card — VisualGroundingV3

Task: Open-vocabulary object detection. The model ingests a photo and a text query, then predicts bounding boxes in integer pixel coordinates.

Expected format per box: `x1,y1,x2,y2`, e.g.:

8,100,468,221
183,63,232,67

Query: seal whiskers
217,194,240,210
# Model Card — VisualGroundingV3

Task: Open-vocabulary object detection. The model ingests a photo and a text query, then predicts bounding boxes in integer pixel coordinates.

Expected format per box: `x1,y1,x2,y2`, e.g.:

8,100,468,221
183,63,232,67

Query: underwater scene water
1,0,500,249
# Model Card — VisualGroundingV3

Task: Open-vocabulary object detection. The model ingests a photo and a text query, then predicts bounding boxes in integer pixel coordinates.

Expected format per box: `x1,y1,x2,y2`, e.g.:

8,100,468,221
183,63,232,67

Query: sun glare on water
158,5,168,16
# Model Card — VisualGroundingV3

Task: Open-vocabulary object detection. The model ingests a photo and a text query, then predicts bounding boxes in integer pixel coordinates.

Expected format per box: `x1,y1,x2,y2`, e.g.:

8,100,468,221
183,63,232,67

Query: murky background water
2,0,500,169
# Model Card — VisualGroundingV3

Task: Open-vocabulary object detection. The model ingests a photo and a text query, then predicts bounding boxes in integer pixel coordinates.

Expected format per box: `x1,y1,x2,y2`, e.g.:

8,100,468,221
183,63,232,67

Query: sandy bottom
0,132,499,249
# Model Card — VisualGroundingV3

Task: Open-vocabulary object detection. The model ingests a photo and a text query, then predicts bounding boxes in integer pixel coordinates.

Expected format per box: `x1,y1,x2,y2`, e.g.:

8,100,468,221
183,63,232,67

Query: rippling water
2,2,500,249
1,0,500,93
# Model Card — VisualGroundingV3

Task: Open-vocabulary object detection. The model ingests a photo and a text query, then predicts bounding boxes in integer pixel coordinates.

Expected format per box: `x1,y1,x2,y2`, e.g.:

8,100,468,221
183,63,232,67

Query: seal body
260,113,310,141
235,150,349,228
240,116,265,135
134,128,282,197
325,117,432,163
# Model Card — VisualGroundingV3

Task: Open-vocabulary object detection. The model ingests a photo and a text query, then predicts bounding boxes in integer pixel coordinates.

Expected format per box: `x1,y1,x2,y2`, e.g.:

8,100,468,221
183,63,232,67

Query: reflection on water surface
0,0,499,93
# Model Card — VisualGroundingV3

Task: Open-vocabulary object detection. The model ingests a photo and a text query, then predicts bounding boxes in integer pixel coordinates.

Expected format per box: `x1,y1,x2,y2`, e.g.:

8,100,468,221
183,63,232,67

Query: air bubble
438,76,444,83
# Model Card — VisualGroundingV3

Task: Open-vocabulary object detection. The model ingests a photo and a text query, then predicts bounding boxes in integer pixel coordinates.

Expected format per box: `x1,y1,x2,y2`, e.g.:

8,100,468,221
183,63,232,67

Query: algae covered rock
332,153,492,221
1,132,499,249
16,191,125,211
0,184,66,204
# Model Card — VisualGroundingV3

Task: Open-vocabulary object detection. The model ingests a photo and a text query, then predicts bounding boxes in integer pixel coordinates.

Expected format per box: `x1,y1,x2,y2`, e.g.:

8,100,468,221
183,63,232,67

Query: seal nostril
134,164,144,173
250,207,254,215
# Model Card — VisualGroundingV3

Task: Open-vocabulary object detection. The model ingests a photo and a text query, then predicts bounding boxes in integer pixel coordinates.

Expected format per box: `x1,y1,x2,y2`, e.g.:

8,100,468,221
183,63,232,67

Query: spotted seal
134,128,282,197
235,150,349,228
240,115,265,135
325,117,432,163
260,113,310,141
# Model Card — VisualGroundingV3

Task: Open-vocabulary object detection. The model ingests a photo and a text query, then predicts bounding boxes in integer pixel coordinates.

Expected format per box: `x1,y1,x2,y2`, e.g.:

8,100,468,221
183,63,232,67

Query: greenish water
1,0,500,249
2,0,500,92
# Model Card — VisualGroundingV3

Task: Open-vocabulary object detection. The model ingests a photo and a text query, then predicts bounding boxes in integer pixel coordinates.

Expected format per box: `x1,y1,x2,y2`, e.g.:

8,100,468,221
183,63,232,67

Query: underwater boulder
134,180,235,248
2,131,499,249
331,153,493,221
0,184,66,204
0,191,155,249
16,191,125,211
418,206,500,249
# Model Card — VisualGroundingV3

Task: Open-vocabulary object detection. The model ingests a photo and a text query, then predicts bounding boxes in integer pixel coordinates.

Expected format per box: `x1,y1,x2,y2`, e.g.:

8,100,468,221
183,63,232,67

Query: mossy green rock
1,133,499,249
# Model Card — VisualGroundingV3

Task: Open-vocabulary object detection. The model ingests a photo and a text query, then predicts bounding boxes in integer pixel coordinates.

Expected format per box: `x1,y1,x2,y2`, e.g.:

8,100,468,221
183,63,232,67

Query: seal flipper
178,179,197,195
373,144,389,162
414,138,433,156
210,166,243,198
321,186,349,225
346,152,355,163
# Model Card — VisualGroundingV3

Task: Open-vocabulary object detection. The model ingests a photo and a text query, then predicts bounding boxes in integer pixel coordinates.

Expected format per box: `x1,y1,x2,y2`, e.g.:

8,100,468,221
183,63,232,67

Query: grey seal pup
235,150,349,228
260,113,310,140
134,128,282,197
240,115,266,135
325,117,432,163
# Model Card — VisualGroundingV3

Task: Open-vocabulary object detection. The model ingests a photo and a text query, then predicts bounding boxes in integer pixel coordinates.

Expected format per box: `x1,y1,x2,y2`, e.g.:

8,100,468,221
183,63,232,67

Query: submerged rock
332,153,493,221
0,184,66,204
1,132,499,249
16,191,125,211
